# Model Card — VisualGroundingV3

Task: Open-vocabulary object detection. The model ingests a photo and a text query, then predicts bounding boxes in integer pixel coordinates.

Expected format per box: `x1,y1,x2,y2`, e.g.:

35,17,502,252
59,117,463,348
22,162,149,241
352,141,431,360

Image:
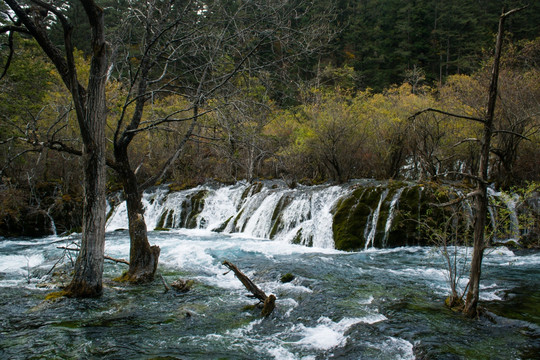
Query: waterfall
46,206,57,236
104,180,531,250
364,189,389,250
142,187,170,230
106,200,128,231
105,181,352,249
225,186,274,233
382,188,405,247
275,186,348,248
242,191,284,238
196,183,247,231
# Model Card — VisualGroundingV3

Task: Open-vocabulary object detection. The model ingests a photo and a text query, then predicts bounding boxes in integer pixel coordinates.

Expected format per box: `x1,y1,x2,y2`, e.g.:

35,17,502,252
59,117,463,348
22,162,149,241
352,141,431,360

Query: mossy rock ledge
332,183,456,251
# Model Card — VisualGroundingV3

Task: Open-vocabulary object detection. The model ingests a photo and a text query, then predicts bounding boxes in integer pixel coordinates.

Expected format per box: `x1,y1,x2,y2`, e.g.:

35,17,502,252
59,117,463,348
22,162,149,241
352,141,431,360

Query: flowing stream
1,229,539,359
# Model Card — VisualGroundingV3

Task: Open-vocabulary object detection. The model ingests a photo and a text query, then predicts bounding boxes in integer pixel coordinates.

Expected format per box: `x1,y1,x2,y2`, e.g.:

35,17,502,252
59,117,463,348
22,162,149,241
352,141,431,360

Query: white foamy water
293,315,387,350
0,254,44,274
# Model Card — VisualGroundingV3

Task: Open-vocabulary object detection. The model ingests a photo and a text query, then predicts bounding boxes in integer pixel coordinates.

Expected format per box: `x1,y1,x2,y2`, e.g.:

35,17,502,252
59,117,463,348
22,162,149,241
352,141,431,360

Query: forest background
1,0,539,237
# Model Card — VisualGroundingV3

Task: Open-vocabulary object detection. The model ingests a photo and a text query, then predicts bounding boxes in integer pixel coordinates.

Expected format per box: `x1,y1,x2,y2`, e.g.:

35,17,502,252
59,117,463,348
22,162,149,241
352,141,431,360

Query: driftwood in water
160,274,171,292
57,246,130,265
160,274,194,293
171,279,194,293
222,260,276,317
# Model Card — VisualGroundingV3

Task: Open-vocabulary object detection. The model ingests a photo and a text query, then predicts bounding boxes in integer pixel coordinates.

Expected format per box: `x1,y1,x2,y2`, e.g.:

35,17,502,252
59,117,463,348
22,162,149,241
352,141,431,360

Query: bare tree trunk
463,8,523,317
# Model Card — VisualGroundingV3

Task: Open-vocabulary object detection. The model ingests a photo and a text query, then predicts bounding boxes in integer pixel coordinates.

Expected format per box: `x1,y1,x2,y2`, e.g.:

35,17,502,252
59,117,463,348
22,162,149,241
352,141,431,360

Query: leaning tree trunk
114,146,160,283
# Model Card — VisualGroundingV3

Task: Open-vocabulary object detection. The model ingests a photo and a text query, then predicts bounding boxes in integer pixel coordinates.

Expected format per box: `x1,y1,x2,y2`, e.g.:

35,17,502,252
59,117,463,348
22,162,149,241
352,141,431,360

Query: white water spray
365,189,389,249
382,187,405,247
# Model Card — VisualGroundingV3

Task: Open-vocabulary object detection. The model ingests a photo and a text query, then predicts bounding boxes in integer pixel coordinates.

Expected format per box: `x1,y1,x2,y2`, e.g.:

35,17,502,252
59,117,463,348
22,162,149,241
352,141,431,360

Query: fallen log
222,260,276,317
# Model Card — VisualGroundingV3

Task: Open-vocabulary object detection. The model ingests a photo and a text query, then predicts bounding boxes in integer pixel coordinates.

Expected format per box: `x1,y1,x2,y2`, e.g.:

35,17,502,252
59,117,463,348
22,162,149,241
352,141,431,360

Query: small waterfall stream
382,187,405,247
364,189,389,249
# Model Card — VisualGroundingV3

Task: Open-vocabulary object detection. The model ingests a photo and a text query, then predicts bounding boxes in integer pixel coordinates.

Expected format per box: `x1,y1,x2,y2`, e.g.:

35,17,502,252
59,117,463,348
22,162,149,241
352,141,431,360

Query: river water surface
1,230,539,359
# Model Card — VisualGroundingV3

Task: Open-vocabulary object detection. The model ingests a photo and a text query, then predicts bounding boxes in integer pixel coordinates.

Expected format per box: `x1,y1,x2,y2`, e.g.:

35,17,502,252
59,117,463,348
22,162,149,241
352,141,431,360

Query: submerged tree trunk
114,146,160,283
64,125,107,297
222,261,276,317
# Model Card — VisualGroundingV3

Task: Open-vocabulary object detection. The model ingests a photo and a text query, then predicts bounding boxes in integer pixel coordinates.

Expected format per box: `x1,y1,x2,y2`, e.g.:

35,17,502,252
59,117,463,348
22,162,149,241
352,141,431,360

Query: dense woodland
1,0,539,238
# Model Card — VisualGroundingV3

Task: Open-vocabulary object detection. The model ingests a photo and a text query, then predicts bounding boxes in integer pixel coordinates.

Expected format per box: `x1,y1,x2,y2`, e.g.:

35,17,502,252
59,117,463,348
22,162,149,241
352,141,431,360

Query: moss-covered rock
332,182,472,250
332,187,383,250
280,273,295,283
269,194,292,239
181,190,209,228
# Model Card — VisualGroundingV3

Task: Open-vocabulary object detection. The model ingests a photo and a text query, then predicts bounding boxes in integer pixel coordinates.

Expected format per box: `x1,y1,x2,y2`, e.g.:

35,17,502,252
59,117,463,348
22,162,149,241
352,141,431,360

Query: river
1,229,539,359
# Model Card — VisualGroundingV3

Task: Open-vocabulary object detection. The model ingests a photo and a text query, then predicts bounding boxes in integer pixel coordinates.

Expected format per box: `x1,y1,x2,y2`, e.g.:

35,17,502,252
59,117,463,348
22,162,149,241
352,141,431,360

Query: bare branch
430,189,482,208
436,171,488,184
58,246,129,265
453,138,480,147
1,29,17,80
409,108,485,123
0,25,30,34
501,5,529,18
492,129,531,141
127,107,215,135
140,108,199,189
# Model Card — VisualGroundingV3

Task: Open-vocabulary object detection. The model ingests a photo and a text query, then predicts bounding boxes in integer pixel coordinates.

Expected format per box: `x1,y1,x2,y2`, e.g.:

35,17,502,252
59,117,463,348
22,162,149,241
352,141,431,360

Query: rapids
1,230,539,359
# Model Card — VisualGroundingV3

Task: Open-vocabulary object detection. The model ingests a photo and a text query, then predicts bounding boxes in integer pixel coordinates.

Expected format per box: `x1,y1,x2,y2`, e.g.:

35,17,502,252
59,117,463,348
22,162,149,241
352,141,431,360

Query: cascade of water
381,187,405,247
273,191,310,241
46,206,57,236
502,193,520,241
106,200,128,231
196,184,247,231
141,187,170,230
161,187,204,228
363,210,373,244
224,188,273,233
275,186,349,248
365,189,389,249
242,191,285,238
309,186,349,248
454,189,474,229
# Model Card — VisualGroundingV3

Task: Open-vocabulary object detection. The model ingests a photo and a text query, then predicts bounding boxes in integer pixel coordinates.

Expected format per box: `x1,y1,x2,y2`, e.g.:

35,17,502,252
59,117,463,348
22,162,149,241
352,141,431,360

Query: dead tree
409,6,528,318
